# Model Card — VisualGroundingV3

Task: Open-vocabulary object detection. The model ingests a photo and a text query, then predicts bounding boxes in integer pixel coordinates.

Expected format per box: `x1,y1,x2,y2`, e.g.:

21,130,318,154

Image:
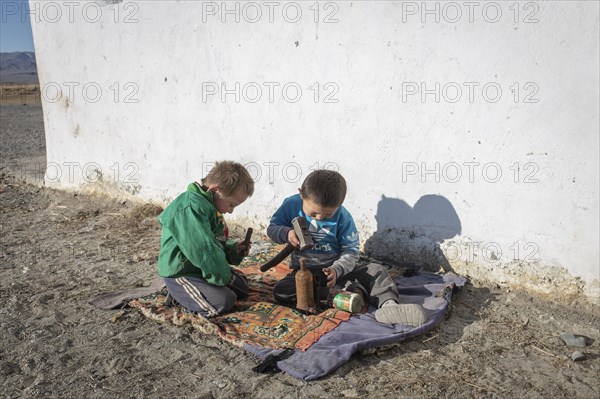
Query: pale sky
1,0,35,52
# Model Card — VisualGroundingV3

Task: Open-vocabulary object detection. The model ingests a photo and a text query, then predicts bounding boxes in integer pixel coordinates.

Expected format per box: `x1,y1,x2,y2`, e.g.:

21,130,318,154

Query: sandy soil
1,104,599,398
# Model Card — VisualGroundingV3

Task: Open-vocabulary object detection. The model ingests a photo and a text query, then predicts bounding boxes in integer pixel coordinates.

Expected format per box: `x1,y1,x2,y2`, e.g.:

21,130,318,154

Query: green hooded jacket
157,182,243,285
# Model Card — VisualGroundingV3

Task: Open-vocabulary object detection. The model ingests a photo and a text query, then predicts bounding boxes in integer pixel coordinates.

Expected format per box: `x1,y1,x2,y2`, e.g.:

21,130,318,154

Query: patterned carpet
129,246,351,351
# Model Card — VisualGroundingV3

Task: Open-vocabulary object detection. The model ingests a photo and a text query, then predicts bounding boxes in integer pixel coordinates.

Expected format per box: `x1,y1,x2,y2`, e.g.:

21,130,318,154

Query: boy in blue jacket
267,170,427,326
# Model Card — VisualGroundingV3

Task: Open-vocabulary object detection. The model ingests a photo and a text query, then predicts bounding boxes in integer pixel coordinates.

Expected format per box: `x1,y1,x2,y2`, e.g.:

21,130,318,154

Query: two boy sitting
157,161,426,326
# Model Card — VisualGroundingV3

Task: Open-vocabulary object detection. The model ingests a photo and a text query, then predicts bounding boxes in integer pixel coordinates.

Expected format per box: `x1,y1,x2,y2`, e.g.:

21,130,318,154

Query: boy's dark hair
202,160,255,197
299,170,347,208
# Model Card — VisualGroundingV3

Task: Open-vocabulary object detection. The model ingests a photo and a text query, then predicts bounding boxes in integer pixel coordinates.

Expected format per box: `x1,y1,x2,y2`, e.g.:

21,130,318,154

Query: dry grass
0,83,41,104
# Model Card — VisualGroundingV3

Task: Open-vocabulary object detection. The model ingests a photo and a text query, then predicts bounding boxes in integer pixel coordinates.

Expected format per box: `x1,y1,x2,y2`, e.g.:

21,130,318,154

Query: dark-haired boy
267,170,427,326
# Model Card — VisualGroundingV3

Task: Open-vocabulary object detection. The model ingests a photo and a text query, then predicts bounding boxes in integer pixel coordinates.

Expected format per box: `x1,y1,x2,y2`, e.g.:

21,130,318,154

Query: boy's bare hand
236,241,251,257
323,267,337,288
287,229,300,247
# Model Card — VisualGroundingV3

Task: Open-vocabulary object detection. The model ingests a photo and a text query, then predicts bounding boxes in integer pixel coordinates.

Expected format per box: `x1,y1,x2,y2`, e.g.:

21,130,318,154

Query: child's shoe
374,303,427,326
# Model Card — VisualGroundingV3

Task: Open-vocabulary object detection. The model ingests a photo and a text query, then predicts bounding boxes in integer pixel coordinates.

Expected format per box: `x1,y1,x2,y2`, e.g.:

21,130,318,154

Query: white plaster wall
30,1,599,289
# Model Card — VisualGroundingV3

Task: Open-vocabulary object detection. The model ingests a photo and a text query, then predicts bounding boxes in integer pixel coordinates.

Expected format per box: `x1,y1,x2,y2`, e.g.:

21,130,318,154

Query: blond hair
201,161,254,197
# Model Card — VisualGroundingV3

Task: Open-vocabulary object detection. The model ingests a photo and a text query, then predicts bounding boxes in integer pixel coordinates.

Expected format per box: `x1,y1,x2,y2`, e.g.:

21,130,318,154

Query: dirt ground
1,104,599,398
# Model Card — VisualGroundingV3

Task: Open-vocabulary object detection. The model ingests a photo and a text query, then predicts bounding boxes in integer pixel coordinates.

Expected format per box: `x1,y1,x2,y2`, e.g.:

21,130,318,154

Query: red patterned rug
128,260,350,351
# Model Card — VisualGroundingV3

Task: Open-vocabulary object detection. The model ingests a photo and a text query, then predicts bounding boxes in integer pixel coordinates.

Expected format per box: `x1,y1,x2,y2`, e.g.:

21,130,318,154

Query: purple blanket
245,272,467,380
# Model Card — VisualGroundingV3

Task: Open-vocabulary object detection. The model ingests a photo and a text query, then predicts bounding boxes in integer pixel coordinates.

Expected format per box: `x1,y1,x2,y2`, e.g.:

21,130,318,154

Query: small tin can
331,291,364,313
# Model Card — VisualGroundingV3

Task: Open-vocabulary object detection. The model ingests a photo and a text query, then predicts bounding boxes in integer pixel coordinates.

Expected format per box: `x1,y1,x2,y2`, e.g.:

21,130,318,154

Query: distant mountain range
0,52,38,83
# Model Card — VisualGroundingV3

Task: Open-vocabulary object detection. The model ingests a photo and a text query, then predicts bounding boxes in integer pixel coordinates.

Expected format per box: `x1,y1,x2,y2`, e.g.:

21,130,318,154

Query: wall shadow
352,195,496,358
363,194,461,273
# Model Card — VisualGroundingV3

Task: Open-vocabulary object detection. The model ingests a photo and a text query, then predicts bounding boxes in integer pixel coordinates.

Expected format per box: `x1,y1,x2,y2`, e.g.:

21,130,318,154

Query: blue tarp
245,272,467,380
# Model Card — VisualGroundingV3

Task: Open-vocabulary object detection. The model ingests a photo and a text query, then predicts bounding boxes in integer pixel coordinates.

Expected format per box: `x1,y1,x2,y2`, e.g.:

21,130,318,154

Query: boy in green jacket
157,161,254,317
